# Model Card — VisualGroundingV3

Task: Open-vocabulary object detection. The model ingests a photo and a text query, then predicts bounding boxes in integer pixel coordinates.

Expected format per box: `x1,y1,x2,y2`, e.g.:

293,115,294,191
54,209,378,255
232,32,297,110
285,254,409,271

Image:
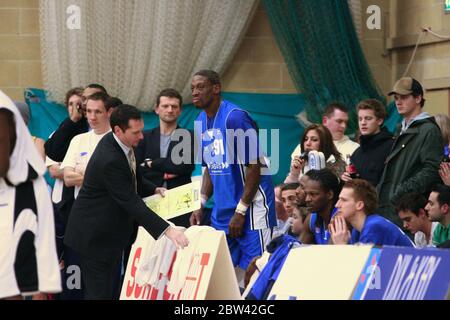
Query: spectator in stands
135,88,194,227
44,87,84,299
291,204,308,238
435,114,450,186
396,192,437,248
46,87,84,184
331,179,414,247
44,84,108,162
274,185,287,221
425,184,450,247
280,183,299,216
289,103,359,162
299,169,342,244
377,77,443,227
61,92,113,199
80,83,108,113
273,183,298,237
341,99,394,186
322,103,359,159
295,175,309,206
285,124,345,183
59,91,114,299
434,114,450,148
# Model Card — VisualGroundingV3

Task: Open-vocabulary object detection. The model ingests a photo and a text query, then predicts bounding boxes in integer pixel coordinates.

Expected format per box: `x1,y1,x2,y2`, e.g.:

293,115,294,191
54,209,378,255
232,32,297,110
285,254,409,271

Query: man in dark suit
64,104,189,300
135,88,195,227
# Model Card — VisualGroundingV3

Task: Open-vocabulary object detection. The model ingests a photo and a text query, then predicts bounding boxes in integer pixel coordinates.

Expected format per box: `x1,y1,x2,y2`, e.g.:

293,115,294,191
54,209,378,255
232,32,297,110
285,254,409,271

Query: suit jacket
64,132,169,261
135,126,195,189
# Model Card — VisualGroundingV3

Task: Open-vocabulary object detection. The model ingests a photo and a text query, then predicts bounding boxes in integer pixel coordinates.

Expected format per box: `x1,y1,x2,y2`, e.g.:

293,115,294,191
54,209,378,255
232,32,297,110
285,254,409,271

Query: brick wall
0,0,41,101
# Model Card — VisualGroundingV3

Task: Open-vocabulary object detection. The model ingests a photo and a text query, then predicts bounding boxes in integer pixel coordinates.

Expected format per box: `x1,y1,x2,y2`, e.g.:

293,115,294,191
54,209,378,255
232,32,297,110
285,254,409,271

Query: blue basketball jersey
196,100,276,232
351,214,415,247
309,208,338,244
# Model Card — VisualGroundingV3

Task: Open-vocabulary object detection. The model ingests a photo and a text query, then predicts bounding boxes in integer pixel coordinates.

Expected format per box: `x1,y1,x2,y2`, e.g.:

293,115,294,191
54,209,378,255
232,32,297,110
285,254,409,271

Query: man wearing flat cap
377,77,443,227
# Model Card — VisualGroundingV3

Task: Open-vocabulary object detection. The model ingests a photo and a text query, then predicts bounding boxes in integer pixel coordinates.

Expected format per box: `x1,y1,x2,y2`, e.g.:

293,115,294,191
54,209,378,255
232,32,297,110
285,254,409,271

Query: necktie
128,149,137,192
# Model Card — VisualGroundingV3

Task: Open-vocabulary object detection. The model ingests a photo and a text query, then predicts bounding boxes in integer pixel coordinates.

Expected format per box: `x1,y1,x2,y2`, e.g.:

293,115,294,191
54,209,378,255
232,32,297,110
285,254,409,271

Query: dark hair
305,169,342,205
194,69,221,85
395,192,427,216
64,87,84,107
411,78,425,108
86,92,111,110
431,184,450,207
356,99,387,121
301,124,342,161
110,104,142,132
343,179,378,215
324,102,348,118
85,83,108,94
294,204,309,220
280,183,300,193
105,97,123,110
156,88,183,108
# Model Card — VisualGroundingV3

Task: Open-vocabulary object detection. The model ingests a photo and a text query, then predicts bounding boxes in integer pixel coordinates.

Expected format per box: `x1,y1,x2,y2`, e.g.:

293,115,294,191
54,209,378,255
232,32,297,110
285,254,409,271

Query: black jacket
134,126,195,190
64,133,168,261
351,128,394,186
44,117,89,162
45,117,89,227
377,117,443,225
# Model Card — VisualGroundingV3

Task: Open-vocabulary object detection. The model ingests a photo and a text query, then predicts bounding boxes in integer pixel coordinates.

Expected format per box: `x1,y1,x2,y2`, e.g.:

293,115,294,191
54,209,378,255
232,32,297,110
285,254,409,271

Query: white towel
0,90,46,185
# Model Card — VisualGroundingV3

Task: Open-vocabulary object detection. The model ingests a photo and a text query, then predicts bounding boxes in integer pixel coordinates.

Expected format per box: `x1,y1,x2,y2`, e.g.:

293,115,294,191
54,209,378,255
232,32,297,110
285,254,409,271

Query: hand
290,156,305,176
190,209,203,226
155,187,167,197
164,226,189,249
32,293,48,300
439,162,450,186
145,160,153,168
228,213,245,238
74,163,86,175
340,172,352,182
244,256,261,288
69,102,84,122
329,215,350,245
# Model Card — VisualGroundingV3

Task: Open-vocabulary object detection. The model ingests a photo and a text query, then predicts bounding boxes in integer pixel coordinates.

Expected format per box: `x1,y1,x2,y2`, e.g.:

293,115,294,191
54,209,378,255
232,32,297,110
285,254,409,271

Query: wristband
201,194,208,207
235,200,249,216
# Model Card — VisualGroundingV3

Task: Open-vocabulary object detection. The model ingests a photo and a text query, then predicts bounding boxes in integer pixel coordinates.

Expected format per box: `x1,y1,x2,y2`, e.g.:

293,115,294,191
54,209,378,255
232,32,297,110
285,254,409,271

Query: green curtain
263,0,386,133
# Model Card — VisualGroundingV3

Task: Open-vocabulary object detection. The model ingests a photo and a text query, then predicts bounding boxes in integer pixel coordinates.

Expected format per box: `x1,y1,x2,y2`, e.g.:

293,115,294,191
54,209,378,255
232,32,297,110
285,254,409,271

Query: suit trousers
80,253,122,300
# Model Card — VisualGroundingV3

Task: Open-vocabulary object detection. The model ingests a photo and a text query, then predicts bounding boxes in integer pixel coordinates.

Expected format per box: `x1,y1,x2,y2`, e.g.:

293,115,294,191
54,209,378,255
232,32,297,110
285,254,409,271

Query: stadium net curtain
262,0,386,133
39,0,257,111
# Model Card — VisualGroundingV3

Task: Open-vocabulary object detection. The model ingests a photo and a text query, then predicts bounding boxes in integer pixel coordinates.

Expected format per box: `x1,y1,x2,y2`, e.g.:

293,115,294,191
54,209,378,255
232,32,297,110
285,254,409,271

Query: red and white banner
120,226,241,300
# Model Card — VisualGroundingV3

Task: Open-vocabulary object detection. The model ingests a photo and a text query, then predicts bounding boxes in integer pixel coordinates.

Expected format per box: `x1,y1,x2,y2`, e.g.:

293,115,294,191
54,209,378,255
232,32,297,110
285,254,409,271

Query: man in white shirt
322,103,359,159
290,103,359,161
61,92,112,198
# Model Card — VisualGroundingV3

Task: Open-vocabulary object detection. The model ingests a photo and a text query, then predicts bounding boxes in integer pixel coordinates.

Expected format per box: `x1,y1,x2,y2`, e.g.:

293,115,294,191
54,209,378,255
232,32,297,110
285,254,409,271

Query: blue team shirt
351,214,414,247
196,100,276,232
309,208,338,244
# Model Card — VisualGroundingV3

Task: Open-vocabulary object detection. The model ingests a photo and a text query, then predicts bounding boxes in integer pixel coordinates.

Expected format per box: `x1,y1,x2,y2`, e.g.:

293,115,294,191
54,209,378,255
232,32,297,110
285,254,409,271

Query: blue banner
352,248,382,300
360,246,450,300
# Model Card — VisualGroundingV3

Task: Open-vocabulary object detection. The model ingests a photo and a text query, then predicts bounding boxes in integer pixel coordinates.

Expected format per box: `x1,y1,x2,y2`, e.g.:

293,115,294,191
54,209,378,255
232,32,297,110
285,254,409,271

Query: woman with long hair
284,124,345,183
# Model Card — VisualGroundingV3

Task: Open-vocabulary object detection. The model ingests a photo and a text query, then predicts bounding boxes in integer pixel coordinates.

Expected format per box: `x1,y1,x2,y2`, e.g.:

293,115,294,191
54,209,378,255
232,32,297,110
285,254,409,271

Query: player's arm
229,162,261,238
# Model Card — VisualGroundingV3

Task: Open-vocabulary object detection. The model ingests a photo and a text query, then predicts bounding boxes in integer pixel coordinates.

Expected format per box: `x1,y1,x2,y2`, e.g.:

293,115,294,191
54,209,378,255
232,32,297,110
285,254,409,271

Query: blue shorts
227,228,273,270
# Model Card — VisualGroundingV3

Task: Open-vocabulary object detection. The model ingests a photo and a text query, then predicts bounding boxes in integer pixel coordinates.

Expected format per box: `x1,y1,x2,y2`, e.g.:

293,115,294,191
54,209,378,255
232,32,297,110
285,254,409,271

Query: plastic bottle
346,155,359,179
